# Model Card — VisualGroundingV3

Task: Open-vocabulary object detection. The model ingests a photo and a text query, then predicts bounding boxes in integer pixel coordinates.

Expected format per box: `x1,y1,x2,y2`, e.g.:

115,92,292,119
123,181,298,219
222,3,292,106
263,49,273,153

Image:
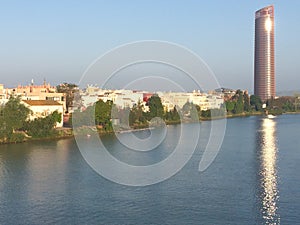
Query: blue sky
0,1,299,92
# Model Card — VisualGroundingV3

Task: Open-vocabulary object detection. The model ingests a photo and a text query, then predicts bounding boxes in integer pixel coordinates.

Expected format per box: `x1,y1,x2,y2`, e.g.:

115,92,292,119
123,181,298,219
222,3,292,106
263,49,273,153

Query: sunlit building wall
254,5,275,101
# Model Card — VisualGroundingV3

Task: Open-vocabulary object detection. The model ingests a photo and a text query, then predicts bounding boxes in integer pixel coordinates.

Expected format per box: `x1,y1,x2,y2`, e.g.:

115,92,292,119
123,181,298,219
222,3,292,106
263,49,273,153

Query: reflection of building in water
257,118,280,224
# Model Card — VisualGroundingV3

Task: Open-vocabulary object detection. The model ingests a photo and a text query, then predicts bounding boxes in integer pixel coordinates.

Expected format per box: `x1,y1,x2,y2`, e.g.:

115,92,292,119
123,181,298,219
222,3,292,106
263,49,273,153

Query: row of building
79,85,225,112
1,82,228,128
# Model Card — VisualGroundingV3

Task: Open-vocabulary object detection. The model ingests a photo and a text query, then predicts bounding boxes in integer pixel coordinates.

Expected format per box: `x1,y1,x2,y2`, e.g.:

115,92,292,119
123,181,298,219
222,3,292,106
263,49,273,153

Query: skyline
1,1,300,92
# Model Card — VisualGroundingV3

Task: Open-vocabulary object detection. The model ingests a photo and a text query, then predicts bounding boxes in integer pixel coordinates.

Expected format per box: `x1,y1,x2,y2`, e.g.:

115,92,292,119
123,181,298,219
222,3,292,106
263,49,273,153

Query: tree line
225,90,300,115
72,94,229,132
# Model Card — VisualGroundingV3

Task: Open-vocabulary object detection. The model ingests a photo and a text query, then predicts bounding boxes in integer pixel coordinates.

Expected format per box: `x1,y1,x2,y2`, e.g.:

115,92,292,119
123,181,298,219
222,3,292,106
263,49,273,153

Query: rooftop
22,100,62,106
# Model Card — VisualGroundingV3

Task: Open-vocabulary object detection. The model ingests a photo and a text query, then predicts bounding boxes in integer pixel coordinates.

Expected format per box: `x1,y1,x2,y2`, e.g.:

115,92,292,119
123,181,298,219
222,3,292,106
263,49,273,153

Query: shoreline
282,111,300,115
1,111,299,145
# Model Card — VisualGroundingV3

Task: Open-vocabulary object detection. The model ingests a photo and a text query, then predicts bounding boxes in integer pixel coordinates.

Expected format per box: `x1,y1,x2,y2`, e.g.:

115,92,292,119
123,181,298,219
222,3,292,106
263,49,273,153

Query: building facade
79,86,224,113
22,100,64,127
254,5,275,101
4,82,67,113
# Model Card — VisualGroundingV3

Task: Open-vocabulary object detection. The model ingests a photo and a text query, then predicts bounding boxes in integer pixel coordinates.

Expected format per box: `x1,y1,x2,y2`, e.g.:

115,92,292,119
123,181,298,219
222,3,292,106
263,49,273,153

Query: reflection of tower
257,118,280,224
254,5,275,101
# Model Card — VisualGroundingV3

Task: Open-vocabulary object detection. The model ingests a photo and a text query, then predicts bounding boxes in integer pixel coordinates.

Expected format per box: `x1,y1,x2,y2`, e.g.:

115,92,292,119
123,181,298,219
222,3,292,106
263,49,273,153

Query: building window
46,97,54,101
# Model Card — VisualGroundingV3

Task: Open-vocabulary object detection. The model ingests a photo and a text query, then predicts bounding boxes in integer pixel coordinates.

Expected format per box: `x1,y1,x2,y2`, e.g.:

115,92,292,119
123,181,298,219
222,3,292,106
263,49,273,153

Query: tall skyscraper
254,5,275,101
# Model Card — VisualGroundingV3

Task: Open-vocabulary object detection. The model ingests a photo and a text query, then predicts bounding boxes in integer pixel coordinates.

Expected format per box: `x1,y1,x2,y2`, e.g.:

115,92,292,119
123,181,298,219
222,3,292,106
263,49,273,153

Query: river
0,115,299,224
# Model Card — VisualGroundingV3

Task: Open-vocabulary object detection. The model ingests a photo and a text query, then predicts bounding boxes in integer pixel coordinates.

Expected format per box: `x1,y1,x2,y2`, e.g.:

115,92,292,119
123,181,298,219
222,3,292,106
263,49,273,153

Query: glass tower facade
254,5,275,101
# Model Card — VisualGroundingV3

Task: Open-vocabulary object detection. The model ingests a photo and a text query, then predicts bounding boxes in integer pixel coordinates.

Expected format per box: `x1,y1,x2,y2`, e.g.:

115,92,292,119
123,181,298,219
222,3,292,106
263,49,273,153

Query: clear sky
0,0,299,92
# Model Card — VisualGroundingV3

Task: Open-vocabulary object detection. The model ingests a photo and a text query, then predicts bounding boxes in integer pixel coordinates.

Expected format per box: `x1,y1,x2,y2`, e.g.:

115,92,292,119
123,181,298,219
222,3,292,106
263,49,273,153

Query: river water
0,115,299,224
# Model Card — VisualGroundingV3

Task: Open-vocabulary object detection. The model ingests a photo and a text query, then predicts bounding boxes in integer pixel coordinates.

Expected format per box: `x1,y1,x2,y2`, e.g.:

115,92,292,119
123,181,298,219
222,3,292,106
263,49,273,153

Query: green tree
243,93,251,112
282,100,294,112
129,100,146,126
24,111,62,138
225,101,235,113
226,90,246,114
3,96,31,134
233,94,244,114
201,109,211,118
94,100,113,130
0,106,6,141
147,95,164,119
165,107,181,122
0,96,30,143
51,110,62,124
250,95,262,111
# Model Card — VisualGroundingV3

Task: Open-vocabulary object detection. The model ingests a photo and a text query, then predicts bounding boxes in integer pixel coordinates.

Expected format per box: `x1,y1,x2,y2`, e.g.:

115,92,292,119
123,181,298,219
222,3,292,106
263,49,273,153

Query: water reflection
257,118,280,224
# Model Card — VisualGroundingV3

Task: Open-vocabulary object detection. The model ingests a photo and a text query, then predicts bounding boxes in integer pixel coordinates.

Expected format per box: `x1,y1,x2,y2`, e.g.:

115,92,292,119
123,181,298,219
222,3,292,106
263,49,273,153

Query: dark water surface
0,115,299,224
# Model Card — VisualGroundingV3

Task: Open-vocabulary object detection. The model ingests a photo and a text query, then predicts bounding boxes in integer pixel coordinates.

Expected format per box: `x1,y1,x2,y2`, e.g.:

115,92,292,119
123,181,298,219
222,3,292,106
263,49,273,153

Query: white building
159,92,190,111
22,100,64,127
189,91,209,111
113,90,144,109
206,94,224,109
79,86,224,113
0,84,9,106
81,88,144,110
81,94,99,108
189,91,224,111
4,82,67,113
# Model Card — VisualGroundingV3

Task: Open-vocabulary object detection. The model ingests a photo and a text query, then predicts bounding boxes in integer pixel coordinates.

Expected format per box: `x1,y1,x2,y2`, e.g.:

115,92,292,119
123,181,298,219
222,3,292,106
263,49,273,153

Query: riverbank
72,120,179,137
0,128,74,145
28,127,74,142
199,111,263,121
283,111,300,115
1,111,299,145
